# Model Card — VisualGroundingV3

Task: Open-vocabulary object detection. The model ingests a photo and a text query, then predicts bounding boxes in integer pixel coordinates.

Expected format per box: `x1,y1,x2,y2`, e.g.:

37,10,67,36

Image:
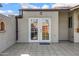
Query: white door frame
29,18,51,43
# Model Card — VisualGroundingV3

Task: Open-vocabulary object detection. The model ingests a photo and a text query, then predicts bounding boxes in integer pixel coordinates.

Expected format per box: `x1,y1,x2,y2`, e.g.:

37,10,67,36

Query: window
76,15,79,32
68,17,72,28
78,15,79,28
0,22,5,31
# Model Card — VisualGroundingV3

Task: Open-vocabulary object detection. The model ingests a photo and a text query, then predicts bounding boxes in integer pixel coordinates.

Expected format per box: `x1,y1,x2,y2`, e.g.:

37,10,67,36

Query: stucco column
73,11,79,43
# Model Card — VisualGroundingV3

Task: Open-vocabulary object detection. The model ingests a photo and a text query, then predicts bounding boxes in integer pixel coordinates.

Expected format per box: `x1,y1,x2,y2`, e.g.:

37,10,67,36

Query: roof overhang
19,9,70,11
70,5,79,11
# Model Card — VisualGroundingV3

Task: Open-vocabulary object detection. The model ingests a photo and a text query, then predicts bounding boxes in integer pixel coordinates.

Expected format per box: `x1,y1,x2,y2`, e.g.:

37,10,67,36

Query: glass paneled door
29,18,51,42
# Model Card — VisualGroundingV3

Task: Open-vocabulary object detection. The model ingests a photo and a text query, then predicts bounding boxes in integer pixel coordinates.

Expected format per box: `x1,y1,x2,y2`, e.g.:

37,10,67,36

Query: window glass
68,17,72,28
0,22,5,31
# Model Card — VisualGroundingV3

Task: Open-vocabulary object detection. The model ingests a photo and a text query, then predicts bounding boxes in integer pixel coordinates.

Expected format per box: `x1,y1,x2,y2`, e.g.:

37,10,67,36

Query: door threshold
39,42,50,45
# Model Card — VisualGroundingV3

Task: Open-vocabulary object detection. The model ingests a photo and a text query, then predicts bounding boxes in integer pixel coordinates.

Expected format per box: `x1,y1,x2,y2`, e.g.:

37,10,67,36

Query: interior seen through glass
31,18,49,40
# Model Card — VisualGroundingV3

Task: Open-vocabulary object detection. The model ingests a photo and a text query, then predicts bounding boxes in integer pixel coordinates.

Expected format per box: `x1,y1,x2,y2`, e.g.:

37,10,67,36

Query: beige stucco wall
0,14,16,53
18,11,59,43
59,11,68,40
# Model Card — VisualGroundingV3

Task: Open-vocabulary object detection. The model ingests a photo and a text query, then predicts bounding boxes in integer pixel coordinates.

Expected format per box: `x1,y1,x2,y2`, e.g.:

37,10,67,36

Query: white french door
29,18,51,42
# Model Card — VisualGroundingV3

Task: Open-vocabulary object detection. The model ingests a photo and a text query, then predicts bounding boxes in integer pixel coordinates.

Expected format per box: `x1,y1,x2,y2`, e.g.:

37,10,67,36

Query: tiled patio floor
1,41,79,56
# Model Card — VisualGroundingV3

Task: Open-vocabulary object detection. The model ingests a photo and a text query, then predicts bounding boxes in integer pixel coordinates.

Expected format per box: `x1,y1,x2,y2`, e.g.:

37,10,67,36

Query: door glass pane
31,19,38,40
42,19,49,40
